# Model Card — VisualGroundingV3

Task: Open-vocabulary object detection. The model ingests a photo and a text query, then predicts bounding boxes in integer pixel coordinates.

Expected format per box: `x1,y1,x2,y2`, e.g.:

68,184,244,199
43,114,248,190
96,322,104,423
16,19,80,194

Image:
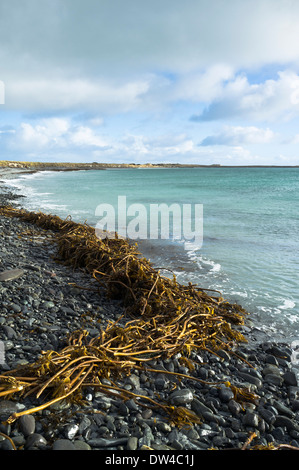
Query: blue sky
1,0,299,165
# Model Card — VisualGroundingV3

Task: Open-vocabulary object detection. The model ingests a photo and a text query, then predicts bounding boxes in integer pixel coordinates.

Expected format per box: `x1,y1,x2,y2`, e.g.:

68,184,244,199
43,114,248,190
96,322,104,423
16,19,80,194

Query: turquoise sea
4,167,299,343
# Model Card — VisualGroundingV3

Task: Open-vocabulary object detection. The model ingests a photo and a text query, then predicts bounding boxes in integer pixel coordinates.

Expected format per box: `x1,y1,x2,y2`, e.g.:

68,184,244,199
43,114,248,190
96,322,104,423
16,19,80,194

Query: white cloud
8,118,111,153
2,1,299,115
173,65,234,103
117,134,196,159
6,118,199,161
1,1,299,166
2,0,299,76
5,77,151,113
200,125,275,146
192,70,299,122
69,126,109,149
10,118,70,150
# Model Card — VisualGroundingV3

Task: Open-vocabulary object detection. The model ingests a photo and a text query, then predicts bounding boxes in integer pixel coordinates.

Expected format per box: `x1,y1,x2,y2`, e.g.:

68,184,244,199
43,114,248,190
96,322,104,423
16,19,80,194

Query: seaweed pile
0,205,252,427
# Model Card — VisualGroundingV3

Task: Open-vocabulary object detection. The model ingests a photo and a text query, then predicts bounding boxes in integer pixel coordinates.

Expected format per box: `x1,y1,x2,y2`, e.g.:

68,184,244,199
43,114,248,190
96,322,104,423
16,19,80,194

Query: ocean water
3,167,299,343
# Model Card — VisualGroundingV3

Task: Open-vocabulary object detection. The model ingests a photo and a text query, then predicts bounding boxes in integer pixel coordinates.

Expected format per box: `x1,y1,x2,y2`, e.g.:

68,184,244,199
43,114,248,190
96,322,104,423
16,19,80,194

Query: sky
1,0,299,165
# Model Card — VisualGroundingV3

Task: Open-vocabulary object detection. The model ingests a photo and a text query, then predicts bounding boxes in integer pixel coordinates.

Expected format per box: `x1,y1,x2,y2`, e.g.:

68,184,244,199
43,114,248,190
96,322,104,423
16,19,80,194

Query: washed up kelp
0,205,252,426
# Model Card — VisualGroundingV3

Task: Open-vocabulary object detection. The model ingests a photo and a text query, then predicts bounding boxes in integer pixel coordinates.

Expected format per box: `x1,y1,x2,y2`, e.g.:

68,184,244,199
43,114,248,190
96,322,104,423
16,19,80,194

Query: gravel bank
1,183,299,453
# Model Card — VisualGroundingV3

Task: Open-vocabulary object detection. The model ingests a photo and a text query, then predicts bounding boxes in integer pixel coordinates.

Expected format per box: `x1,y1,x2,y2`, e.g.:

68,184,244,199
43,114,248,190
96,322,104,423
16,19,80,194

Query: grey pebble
127,436,138,450
264,374,283,386
52,439,77,450
218,385,235,403
65,423,79,440
274,415,299,432
169,388,193,405
73,440,91,450
0,400,23,421
243,411,259,428
238,371,263,388
0,268,24,281
1,325,17,339
19,415,36,436
88,437,129,448
25,433,48,449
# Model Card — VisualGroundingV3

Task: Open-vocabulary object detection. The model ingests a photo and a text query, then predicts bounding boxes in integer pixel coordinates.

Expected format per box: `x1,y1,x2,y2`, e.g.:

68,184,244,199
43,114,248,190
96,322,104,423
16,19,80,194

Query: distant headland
0,160,298,172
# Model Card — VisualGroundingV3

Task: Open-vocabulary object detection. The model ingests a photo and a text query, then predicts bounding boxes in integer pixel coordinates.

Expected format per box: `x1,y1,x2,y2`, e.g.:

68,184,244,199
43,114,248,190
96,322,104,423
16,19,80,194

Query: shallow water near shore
2,166,299,344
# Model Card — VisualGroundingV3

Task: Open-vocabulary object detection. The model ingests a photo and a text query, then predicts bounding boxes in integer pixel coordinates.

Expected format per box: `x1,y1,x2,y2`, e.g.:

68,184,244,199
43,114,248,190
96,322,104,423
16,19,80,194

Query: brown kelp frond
0,206,250,425
224,381,260,406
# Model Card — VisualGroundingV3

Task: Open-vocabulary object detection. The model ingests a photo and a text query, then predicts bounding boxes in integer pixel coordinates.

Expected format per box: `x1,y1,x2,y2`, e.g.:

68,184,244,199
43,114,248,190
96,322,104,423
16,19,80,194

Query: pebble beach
1,170,299,454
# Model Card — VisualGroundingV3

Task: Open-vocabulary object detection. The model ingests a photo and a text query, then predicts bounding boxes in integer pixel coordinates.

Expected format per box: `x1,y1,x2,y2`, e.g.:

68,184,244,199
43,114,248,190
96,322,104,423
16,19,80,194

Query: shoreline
1,160,299,174
1,177,299,452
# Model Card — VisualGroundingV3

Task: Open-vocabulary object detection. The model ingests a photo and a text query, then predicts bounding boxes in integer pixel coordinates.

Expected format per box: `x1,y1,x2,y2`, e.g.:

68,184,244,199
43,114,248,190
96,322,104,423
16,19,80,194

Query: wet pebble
52,439,77,450
25,433,48,450
19,415,36,436
169,388,193,405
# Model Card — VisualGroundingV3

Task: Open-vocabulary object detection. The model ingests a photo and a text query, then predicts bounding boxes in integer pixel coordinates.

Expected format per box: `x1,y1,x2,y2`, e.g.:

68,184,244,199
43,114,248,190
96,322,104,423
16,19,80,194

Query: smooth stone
126,374,140,389
0,269,24,281
157,421,172,433
127,436,138,450
273,400,295,418
1,325,17,339
228,399,242,415
42,301,55,309
191,398,213,417
88,437,128,448
198,367,209,380
25,433,47,449
65,423,79,440
139,426,154,447
271,427,285,440
78,416,92,434
238,372,263,388
284,370,298,386
73,440,91,450
292,400,299,411
243,411,259,428
0,400,23,421
12,434,26,446
264,374,283,386
259,408,276,425
49,399,71,411
169,389,193,405
155,376,168,390
265,355,279,365
19,415,35,436
202,411,225,425
0,438,15,450
141,408,153,419
274,415,299,431
10,304,22,313
212,435,230,447
262,364,281,376
218,386,235,403
267,345,292,361
52,439,77,450
126,398,139,412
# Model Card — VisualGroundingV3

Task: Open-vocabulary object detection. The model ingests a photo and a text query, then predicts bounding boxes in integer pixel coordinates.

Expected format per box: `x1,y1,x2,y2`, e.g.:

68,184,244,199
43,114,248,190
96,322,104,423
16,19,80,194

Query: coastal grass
0,205,255,428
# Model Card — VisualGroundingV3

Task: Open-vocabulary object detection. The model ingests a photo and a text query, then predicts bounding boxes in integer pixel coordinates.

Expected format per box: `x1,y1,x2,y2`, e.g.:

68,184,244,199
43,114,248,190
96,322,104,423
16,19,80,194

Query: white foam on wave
277,299,296,310
187,250,222,274
36,203,69,212
1,172,70,216
230,290,248,298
